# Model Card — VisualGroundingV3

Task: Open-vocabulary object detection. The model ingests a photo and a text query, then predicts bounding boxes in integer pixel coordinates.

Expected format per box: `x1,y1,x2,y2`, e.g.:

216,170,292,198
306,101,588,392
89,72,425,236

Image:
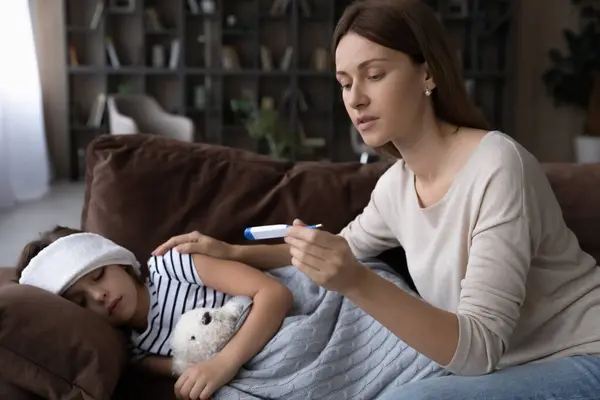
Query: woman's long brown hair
332,0,492,158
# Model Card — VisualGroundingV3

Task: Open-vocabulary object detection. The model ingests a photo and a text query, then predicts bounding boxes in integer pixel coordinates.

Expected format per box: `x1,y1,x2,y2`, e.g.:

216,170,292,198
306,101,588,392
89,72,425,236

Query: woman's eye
369,74,383,81
340,83,351,90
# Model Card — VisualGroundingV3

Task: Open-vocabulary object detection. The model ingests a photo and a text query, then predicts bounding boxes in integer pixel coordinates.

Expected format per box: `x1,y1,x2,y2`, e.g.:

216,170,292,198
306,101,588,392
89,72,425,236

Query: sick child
16,226,293,400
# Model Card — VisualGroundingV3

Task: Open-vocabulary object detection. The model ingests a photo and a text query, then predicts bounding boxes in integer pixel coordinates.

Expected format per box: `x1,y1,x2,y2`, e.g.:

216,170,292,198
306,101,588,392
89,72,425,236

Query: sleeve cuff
442,313,471,374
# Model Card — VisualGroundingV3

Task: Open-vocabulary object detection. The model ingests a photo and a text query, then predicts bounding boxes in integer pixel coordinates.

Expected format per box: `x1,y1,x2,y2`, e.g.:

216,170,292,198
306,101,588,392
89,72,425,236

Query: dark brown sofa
1,134,600,399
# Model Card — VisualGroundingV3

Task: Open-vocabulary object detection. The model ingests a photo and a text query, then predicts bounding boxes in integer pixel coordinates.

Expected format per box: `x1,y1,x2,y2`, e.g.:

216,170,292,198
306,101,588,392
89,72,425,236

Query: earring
425,88,432,96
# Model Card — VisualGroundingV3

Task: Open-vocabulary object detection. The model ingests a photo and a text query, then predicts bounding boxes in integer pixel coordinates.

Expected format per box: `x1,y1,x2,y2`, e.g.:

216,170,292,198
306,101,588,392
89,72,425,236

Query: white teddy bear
171,297,250,376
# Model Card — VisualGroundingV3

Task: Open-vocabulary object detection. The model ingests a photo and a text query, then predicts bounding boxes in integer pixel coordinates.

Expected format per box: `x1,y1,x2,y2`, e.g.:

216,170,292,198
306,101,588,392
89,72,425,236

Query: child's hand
173,355,238,400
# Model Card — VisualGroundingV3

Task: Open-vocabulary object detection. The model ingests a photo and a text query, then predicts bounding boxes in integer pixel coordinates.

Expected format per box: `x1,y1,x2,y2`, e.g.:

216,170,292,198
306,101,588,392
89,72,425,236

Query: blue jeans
377,355,600,400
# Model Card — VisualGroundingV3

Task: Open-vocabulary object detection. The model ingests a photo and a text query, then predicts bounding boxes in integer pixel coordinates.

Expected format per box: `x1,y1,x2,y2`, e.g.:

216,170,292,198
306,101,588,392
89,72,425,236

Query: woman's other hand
285,219,366,294
152,231,232,260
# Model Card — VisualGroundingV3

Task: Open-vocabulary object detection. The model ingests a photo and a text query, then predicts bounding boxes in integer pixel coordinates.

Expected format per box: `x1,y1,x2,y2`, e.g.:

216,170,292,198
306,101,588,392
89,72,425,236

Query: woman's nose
347,85,368,110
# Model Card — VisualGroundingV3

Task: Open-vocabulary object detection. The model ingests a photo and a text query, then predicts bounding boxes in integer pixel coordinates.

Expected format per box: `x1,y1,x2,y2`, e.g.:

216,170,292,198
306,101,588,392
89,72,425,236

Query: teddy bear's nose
201,312,212,325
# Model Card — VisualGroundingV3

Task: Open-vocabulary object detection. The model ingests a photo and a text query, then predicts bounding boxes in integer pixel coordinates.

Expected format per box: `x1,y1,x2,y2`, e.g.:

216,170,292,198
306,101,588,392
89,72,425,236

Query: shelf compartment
298,19,332,71
68,74,107,127
258,18,292,73
105,10,145,67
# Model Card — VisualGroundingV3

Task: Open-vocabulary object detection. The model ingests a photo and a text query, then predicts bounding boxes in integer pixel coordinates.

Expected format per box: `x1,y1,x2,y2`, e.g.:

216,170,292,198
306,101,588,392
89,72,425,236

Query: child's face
63,264,141,327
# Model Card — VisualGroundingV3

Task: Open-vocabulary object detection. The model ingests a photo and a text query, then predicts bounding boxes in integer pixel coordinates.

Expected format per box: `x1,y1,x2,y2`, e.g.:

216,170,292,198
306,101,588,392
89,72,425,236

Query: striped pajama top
130,249,235,360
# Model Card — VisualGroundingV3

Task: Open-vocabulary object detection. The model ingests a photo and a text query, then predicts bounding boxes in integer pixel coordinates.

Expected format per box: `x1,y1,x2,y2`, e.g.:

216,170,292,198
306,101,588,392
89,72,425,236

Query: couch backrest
81,135,600,271
543,163,600,262
81,134,392,269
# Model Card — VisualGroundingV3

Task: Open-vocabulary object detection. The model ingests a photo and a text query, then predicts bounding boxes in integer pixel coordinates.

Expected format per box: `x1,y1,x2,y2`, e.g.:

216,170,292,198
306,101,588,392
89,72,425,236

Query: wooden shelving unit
64,0,515,180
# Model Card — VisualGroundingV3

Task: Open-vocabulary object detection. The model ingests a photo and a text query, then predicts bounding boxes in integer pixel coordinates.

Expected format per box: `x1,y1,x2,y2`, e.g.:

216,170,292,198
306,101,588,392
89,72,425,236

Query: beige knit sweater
339,131,600,375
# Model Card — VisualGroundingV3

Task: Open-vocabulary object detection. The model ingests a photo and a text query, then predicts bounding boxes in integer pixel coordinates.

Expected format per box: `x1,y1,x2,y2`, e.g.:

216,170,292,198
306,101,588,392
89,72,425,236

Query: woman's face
63,264,140,327
335,32,434,148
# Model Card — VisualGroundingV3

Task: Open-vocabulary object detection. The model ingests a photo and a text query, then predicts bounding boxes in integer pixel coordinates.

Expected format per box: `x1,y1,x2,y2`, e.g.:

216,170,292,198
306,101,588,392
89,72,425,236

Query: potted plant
241,97,310,160
542,0,600,163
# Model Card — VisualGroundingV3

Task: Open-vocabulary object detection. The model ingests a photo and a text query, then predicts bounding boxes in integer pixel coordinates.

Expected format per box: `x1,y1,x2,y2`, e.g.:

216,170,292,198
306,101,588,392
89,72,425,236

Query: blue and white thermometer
244,223,323,240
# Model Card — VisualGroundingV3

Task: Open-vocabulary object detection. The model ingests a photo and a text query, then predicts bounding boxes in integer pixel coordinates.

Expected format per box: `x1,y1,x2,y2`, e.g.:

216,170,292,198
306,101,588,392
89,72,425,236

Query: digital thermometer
244,223,322,240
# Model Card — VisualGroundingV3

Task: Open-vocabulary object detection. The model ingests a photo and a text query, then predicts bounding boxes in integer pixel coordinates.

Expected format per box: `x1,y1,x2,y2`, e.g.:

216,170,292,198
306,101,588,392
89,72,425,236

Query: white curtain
0,0,50,209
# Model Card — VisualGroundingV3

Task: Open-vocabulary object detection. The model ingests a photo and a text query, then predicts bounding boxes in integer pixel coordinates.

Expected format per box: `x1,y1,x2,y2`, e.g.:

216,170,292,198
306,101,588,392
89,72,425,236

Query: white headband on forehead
18,232,141,295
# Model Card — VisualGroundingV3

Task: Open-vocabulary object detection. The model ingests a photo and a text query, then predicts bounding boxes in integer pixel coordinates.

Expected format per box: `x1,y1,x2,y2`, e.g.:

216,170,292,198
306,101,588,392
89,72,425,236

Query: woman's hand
284,219,366,294
152,231,232,259
174,355,238,400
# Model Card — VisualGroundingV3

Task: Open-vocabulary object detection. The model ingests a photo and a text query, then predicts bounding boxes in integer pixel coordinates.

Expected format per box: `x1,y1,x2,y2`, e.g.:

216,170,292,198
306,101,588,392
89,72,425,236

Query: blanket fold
216,260,449,400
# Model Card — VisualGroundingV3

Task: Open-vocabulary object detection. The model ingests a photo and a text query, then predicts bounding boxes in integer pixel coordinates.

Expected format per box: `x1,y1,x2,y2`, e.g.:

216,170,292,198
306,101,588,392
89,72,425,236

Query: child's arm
134,355,173,377
173,254,293,399
192,253,293,368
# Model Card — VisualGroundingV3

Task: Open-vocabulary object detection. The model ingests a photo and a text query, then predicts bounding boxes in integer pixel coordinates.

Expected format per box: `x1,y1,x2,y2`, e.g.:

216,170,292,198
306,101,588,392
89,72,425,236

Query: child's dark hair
16,225,83,279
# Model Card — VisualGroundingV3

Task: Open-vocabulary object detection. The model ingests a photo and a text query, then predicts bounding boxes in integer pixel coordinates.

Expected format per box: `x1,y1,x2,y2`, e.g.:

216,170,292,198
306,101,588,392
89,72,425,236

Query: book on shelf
152,45,166,68
105,37,121,68
145,8,165,31
296,89,308,111
86,93,107,128
222,46,241,70
90,0,104,30
312,47,329,71
69,43,79,66
187,0,200,15
279,46,293,71
298,0,311,17
260,45,273,71
169,40,181,69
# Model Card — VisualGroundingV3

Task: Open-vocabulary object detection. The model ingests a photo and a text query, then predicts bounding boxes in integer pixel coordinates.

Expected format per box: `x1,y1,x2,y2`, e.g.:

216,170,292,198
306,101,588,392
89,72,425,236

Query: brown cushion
543,163,600,262
81,134,392,269
0,378,43,400
0,277,128,400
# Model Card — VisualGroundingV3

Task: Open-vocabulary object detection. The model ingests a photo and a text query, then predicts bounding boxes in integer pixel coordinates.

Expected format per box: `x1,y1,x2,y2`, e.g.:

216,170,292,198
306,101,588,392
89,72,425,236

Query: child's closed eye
93,267,105,281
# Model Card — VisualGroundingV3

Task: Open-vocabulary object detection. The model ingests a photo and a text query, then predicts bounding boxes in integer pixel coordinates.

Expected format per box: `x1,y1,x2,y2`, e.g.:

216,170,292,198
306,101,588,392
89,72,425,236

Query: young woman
153,0,600,398
16,226,292,400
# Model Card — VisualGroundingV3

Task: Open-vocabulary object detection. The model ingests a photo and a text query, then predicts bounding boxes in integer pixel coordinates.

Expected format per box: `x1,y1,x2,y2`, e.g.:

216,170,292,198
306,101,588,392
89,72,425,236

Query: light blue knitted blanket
216,260,449,400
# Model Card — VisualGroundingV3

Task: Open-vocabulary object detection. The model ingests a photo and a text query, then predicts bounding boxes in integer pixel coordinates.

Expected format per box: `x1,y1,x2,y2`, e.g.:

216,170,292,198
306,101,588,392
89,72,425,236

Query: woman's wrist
342,262,373,298
227,243,242,261
229,243,292,270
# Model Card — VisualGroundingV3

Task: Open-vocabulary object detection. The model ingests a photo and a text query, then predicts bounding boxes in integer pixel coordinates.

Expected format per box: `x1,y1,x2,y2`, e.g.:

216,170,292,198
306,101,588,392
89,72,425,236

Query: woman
154,0,600,398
